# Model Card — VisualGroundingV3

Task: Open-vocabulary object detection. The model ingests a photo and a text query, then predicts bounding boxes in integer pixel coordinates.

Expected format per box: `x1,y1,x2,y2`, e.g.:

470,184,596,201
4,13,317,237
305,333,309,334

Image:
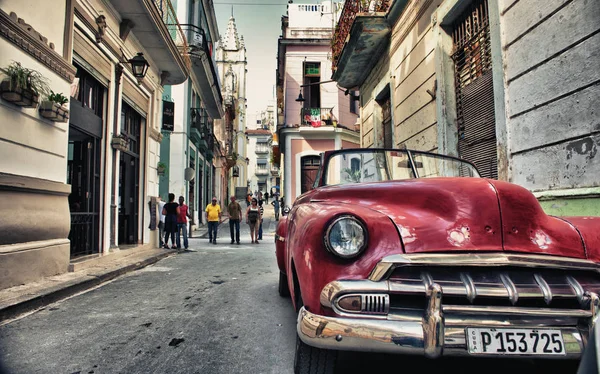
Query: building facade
215,15,249,201
332,0,600,216
276,1,360,207
246,128,273,195
159,0,224,226
0,0,190,289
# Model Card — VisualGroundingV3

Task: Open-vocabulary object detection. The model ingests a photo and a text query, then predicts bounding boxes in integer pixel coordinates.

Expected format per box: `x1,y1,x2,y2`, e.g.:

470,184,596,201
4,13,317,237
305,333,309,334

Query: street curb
0,249,177,323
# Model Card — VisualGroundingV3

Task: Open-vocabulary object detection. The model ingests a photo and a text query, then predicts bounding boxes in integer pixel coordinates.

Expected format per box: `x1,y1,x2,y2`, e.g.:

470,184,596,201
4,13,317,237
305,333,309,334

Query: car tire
294,330,337,374
278,272,290,297
293,298,337,374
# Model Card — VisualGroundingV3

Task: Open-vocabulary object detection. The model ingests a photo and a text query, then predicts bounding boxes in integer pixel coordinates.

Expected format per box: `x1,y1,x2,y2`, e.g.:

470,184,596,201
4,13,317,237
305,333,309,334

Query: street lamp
128,53,150,82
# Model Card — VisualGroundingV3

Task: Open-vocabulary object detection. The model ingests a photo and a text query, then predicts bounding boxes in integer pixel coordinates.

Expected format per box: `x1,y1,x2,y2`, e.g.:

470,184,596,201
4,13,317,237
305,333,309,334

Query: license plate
466,328,566,355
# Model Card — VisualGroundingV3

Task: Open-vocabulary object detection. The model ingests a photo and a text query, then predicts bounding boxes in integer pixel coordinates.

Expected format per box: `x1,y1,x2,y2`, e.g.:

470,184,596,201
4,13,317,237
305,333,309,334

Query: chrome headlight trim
324,215,368,259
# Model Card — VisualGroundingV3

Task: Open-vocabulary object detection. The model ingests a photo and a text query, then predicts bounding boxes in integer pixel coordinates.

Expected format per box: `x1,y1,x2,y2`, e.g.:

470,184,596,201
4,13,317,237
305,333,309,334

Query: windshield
324,150,480,185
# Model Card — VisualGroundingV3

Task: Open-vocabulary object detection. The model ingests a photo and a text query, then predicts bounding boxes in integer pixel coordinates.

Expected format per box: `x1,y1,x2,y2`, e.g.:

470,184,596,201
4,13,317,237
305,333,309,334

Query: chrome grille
387,267,600,309
364,294,388,314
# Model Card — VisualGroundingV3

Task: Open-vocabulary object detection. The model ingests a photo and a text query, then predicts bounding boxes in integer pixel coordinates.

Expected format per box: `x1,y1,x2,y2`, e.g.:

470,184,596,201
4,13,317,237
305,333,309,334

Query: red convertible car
275,148,600,373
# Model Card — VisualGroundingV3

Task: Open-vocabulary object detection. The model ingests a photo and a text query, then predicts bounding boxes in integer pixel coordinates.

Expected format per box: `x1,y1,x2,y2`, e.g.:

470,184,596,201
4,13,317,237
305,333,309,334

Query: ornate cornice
0,10,76,83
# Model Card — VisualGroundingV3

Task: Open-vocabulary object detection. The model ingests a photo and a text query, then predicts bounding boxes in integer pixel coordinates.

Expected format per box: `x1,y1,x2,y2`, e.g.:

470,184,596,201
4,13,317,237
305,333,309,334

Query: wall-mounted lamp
295,91,305,102
344,89,360,101
128,52,150,83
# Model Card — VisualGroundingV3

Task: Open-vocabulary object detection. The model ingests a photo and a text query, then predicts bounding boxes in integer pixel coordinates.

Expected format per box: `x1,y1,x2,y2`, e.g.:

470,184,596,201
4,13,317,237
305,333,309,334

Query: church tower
216,13,248,191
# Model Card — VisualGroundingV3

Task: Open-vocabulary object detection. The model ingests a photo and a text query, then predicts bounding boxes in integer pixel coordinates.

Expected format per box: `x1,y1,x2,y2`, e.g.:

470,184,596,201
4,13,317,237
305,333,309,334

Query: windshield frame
319,148,481,187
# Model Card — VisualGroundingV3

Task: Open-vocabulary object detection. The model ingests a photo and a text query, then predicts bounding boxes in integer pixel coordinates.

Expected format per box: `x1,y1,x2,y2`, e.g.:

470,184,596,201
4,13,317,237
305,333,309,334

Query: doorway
67,128,101,257
118,102,142,245
300,155,321,194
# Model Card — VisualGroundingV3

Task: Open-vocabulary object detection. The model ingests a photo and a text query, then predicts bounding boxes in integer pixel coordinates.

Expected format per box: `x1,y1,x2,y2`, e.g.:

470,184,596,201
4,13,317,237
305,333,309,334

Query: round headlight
325,216,368,259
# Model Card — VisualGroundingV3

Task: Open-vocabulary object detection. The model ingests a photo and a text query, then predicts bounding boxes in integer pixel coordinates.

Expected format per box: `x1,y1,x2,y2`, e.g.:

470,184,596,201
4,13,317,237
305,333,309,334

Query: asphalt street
0,217,582,374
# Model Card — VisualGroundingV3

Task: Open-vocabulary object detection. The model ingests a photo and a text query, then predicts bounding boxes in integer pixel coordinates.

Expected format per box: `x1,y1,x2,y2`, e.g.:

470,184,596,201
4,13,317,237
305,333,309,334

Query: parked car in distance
275,148,600,374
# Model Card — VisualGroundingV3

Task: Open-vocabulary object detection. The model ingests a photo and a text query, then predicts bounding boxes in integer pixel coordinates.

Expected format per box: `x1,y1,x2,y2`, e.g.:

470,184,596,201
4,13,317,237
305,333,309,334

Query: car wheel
293,298,337,374
278,272,290,297
294,333,337,374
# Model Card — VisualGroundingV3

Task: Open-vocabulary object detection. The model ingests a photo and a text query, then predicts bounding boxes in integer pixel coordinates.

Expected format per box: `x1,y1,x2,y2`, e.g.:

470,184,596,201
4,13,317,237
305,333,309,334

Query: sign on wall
162,100,175,131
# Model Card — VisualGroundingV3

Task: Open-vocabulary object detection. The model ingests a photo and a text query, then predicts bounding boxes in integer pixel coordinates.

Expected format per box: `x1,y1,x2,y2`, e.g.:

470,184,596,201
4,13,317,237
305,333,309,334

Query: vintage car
275,148,600,373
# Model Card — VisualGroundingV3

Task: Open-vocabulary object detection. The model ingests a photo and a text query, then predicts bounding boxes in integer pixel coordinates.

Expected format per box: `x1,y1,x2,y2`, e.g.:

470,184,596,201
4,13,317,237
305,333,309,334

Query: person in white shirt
158,196,166,247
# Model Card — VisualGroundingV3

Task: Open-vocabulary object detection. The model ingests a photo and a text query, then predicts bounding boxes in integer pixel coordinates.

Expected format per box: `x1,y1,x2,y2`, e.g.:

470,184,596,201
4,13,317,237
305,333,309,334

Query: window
302,62,321,108
73,63,105,119
349,90,359,114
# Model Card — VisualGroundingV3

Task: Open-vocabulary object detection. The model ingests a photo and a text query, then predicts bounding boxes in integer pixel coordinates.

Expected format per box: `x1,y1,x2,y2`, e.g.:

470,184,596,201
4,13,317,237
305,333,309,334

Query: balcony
180,24,224,119
107,0,190,85
270,166,280,177
331,0,408,89
190,108,211,151
255,146,270,155
255,168,270,176
300,108,336,127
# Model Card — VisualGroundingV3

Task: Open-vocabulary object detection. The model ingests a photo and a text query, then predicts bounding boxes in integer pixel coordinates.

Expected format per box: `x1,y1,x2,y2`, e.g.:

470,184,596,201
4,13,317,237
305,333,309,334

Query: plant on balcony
39,91,69,122
157,162,167,175
111,133,129,152
0,61,49,108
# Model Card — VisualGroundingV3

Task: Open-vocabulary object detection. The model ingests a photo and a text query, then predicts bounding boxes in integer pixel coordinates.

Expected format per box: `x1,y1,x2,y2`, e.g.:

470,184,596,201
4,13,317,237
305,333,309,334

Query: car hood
311,178,586,258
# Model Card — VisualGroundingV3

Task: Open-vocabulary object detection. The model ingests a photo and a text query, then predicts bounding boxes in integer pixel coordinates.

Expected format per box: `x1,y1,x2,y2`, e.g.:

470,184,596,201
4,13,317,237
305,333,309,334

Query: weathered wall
500,0,600,192
390,0,442,152
360,54,389,148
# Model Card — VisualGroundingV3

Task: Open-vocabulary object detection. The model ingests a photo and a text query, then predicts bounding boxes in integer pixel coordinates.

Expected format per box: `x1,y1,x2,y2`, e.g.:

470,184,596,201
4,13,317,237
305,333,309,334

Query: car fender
286,201,404,314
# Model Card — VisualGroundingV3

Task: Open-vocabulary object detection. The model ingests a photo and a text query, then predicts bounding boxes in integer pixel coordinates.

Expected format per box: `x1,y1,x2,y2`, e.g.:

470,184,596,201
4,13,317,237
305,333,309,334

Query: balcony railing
191,107,210,137
300,107,336,127
331,0,392,72
270,166,280,177
256,147,270,154
256,168,270,176
152,0,191,71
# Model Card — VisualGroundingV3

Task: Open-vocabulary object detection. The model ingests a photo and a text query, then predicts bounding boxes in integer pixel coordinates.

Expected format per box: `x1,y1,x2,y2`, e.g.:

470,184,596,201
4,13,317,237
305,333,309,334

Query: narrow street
0,217,582,374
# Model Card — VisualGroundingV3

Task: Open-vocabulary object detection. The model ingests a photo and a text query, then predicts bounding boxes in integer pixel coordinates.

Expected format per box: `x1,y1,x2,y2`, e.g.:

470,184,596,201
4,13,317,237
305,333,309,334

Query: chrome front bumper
298,253,600,359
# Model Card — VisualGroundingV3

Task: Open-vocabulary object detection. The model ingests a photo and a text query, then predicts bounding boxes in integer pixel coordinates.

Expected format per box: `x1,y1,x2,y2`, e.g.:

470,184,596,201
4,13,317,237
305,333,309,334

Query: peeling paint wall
500,0,600,194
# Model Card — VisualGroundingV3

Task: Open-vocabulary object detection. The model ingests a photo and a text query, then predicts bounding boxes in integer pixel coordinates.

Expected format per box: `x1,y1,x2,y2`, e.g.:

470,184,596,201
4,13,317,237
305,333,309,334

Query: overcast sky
214,0,290,129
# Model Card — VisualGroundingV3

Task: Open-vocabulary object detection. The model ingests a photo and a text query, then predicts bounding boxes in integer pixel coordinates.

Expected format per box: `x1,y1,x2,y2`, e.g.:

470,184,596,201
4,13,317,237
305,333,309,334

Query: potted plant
226,152,237,168
39,91,69,122
0,61,49,108
157,162,167,175
111,133,129,152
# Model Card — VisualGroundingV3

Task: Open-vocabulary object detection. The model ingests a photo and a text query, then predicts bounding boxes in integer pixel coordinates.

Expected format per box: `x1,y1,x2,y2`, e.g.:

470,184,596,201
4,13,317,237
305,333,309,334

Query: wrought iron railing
191,107,210,137
69,212,99,257
152,0,191,70
331,0,392,72
300,107,335,127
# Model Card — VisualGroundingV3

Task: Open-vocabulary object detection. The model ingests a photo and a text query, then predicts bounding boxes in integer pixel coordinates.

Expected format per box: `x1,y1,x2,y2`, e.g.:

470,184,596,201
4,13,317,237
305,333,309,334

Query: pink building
275,1,360,206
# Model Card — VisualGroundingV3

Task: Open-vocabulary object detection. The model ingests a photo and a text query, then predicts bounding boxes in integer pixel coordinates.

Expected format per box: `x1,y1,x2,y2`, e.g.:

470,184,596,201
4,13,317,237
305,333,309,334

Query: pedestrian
246,197,261,244
176,196,191,249
205,197,221,244
264,191,269,203
162,193,179,249
280,197,285,216
271,197,279,221
257,199,265,240
228,195,242,244
246,193,252,207
158,196,166,247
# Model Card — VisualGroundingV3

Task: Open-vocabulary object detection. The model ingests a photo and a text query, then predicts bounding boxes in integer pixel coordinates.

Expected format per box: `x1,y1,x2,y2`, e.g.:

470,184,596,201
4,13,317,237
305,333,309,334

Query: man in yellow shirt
205,197,221,244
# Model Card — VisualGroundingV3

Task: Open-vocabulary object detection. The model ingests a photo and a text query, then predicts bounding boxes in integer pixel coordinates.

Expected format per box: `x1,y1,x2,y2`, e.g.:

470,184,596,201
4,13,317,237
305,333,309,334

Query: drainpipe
110,64,124,249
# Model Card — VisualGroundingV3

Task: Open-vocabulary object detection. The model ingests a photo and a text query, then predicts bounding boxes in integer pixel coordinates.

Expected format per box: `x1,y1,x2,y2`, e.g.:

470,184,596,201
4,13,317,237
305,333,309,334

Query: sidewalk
0,207,281,323
0,245,180,323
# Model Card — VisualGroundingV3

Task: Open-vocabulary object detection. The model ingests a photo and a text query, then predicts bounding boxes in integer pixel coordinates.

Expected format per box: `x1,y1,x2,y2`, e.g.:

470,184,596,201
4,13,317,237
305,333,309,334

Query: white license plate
466,328,566,355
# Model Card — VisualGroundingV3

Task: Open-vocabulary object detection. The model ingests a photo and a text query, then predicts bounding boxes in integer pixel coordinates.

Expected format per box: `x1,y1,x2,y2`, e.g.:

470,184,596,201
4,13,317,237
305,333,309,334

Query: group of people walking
158,193,272,248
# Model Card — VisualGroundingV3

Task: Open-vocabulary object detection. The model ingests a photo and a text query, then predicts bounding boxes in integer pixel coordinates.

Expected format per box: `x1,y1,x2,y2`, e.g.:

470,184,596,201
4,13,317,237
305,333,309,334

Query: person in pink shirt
176,196,191,249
